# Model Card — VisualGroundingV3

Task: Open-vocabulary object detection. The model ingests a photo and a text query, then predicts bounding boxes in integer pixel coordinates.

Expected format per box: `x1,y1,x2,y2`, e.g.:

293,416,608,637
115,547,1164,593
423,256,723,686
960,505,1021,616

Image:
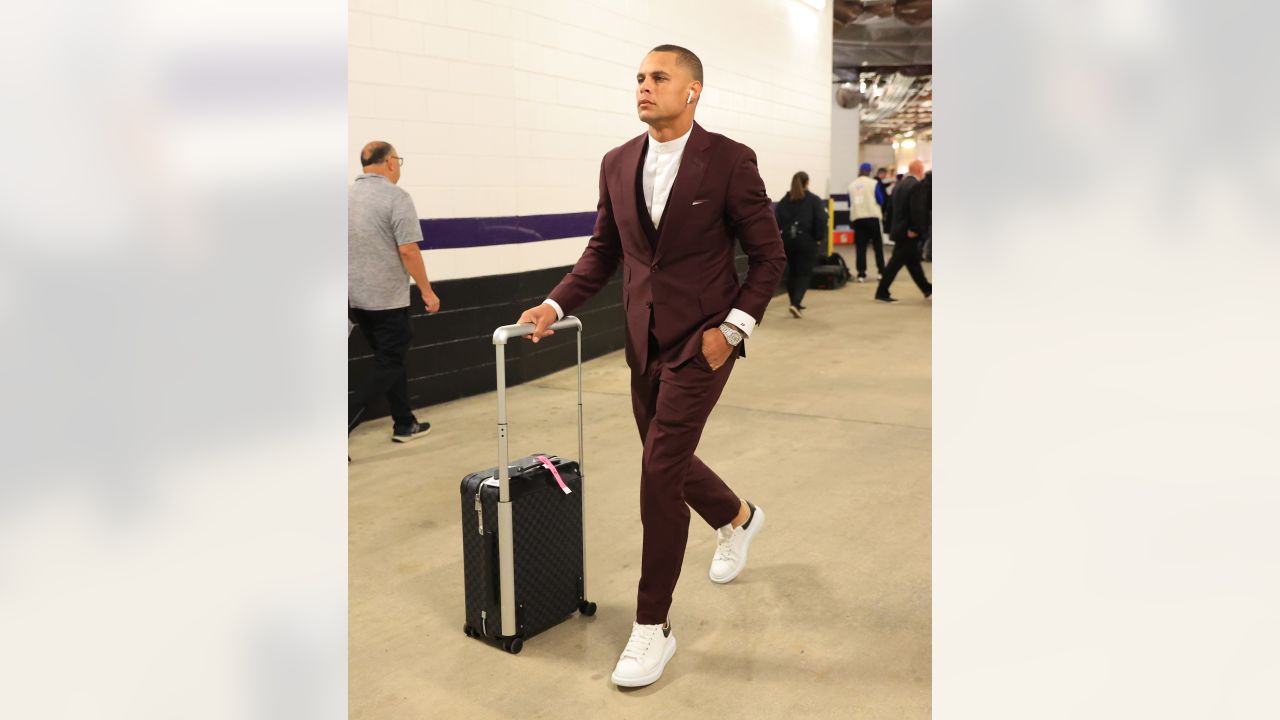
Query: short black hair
650,44,703,83
360,141,393,167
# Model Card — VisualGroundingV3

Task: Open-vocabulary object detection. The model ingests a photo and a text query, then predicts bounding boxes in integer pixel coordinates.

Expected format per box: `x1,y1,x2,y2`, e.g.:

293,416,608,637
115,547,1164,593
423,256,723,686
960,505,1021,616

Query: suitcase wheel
578,601,597,617
502,637,524,654
463,624,477,638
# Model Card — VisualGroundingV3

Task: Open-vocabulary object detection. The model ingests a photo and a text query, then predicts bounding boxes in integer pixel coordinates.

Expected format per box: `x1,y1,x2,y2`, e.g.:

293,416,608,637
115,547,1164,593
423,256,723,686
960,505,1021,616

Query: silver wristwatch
718,323,743,346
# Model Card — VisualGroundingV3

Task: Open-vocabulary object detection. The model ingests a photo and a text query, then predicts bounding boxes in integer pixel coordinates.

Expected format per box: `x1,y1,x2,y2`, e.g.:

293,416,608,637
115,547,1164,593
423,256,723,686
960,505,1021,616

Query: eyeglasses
390,156,405,166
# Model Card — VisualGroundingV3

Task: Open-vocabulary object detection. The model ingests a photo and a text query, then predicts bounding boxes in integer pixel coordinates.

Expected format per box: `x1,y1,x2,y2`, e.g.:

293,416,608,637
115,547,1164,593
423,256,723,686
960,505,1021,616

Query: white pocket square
691,200,707,206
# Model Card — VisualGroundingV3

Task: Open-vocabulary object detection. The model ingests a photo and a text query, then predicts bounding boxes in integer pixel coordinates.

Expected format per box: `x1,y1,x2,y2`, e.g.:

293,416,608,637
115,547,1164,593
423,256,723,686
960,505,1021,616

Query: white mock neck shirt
642,125,692,227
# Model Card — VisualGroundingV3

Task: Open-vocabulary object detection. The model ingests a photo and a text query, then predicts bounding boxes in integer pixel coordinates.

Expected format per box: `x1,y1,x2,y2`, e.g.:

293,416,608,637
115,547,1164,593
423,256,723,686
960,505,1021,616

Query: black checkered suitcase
459,316,596,654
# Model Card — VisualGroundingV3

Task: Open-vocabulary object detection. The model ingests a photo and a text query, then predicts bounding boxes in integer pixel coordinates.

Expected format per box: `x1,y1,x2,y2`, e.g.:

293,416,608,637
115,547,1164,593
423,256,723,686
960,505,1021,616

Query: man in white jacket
847,162,885,282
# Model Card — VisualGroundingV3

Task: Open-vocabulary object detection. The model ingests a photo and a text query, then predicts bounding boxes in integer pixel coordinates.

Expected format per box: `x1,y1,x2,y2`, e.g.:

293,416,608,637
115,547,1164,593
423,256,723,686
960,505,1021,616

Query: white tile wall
350,0,832,279
422,236,593,281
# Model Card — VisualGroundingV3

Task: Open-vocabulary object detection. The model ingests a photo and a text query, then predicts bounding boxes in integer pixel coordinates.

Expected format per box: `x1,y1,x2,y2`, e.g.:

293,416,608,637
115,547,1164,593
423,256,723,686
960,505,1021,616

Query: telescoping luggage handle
490,316,585,638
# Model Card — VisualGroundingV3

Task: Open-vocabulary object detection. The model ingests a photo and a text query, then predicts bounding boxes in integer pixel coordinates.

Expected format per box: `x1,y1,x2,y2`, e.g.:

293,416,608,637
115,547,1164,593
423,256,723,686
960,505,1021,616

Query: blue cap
859,162,873,172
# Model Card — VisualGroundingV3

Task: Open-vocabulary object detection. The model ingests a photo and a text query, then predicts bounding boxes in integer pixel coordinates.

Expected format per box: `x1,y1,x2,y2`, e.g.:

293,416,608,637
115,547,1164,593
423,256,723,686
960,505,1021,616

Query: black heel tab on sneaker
741,501,756,530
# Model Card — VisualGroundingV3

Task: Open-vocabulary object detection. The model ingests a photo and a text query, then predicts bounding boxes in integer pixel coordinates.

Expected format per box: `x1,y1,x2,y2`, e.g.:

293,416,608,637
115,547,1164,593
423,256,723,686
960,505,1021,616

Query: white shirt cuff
723,308,756,338
543,298,564,320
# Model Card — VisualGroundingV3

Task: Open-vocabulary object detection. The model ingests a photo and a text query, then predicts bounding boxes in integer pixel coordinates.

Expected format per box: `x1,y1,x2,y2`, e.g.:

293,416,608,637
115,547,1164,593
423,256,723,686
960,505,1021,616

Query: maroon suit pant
631,335,742,625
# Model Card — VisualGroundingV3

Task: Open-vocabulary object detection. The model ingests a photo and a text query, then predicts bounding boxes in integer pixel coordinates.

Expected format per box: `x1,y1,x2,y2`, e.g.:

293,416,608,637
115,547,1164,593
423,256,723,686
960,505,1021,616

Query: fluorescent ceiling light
901,139,917,149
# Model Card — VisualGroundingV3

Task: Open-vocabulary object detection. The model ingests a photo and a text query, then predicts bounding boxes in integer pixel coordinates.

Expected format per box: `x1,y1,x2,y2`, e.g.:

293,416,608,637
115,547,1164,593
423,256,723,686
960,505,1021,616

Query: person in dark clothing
875,167,890,212
877,167,893,233
919,170,932,262
875,159,932,303
774,171,829,318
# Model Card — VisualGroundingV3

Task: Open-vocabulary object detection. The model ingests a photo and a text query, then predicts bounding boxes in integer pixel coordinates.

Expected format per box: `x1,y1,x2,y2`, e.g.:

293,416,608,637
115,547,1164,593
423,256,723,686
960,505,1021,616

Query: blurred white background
935,1,1280,717
0,1,347,718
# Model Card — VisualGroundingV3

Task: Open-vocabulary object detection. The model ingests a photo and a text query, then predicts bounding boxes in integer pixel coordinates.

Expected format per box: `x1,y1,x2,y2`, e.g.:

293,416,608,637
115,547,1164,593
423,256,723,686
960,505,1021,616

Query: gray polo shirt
348,173,424,311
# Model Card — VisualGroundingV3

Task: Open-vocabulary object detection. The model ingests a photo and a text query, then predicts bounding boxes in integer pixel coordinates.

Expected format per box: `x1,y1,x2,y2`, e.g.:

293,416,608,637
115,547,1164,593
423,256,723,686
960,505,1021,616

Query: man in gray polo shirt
348,140,441,443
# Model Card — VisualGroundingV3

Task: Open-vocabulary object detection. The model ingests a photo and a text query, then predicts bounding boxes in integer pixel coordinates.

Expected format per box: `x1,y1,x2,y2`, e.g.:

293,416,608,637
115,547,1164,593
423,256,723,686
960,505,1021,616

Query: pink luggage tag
534,455,572,495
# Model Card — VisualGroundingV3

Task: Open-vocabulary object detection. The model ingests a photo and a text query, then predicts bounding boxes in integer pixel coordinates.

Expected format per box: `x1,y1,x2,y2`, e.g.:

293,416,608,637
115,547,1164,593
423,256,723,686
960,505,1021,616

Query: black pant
876,236,932,299
783,237,819,308
348,306,416,433
852,217,885,277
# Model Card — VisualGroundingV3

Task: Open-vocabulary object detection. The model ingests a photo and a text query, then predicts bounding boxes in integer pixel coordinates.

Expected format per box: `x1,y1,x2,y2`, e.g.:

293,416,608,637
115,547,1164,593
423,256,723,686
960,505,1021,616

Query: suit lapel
655,122,711,261
614,133,650,260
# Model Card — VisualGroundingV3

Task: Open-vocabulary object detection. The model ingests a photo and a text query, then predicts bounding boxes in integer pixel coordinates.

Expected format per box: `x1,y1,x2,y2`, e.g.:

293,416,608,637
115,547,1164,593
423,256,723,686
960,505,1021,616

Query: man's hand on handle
516,303,559,343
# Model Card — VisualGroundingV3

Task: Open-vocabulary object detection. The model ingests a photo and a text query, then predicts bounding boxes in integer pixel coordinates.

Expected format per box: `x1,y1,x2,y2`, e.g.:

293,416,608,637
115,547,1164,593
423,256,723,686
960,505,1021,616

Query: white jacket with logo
847,176,881,221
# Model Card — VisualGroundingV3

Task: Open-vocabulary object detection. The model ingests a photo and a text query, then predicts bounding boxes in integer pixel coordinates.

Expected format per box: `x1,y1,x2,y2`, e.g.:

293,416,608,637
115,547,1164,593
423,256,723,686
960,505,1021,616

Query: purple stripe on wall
415,199,798,250
418,212,598,250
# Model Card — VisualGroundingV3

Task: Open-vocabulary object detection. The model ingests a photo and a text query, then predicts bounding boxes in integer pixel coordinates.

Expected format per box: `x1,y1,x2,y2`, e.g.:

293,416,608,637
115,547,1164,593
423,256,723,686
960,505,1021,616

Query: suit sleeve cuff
543,298,565,320
723,308,756,338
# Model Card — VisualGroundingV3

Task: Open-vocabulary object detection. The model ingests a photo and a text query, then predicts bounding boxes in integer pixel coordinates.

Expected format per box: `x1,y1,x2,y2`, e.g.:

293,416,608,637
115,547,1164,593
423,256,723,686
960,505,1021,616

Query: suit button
646,301,653,309
650,264,658,273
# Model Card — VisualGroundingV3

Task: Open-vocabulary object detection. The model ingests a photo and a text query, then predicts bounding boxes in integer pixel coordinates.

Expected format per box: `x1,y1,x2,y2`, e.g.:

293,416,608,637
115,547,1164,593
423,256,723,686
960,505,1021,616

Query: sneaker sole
788,306,801,318
392,427,432,443
709,507,766,584
611,635,677,688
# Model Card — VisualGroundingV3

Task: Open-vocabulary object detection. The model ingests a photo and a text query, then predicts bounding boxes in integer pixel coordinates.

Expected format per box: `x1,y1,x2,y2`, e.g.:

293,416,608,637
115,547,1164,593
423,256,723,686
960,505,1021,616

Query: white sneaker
610,622,677,687
709,502,766,584
855,275,866,283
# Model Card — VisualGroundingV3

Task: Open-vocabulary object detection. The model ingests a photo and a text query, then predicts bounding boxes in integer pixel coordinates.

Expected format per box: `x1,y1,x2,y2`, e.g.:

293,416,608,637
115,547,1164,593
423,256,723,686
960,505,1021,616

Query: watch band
718,323,743,346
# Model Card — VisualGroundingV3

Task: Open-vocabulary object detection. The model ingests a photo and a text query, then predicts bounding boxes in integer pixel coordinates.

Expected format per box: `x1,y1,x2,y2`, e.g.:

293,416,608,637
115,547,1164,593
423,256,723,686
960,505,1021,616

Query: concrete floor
349,252,931,719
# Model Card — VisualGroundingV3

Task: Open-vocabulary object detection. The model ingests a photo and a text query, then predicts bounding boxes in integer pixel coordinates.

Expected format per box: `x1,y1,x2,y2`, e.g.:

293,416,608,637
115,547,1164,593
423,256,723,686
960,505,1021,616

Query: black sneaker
874,296,899,303
392,421,431,443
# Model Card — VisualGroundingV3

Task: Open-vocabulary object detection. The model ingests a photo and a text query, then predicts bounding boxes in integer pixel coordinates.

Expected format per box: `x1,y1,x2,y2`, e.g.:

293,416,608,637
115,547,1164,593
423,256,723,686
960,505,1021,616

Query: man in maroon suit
516,45,785,688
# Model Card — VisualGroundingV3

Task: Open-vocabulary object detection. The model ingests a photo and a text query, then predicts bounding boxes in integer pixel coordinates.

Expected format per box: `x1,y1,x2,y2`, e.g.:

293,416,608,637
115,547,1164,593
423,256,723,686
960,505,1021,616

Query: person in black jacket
875,167,892,233
774,171,829,318
875,160,932,303
919,170,932,262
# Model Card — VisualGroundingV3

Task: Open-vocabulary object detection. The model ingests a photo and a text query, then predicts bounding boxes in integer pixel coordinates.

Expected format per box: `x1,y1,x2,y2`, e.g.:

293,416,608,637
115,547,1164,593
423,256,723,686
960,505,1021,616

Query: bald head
360,140,402,184
908,159,925,179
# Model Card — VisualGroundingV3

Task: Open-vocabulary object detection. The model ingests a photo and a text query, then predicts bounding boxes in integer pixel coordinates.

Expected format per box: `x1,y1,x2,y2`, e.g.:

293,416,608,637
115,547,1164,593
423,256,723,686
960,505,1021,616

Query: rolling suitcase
459,316,596,654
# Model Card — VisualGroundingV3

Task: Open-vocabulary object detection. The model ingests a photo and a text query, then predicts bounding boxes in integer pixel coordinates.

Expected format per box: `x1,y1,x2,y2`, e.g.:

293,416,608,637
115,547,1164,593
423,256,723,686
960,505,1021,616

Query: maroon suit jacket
548,122,786,371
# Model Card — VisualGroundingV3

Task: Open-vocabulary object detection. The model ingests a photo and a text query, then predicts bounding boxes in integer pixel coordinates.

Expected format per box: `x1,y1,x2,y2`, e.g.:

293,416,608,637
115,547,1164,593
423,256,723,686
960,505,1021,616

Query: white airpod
687,90,694,104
